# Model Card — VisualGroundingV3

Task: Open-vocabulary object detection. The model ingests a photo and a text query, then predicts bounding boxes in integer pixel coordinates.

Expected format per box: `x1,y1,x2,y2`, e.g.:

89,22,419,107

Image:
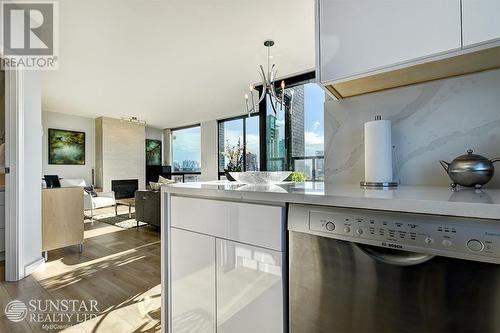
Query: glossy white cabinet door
462,0,500,46
171,228,216,333
216,239,284,333
319,0,461,81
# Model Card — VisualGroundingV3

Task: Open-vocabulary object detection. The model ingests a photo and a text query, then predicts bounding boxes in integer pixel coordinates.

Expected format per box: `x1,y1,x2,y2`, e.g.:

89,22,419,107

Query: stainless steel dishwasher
288,204,500,333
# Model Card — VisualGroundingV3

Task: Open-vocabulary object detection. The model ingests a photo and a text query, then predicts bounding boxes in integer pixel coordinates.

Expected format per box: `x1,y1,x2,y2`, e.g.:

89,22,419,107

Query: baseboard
24,257,45,276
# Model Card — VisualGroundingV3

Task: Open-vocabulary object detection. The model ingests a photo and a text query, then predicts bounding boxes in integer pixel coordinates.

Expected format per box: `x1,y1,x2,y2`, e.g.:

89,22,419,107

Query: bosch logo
382,242,403,249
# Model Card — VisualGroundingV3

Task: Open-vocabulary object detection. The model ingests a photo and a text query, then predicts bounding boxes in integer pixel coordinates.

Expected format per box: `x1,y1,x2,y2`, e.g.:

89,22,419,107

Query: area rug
86,211,147,229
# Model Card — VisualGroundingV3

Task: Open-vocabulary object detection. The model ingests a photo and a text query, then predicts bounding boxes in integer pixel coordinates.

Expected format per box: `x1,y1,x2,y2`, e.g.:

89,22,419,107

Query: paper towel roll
364,118,393,183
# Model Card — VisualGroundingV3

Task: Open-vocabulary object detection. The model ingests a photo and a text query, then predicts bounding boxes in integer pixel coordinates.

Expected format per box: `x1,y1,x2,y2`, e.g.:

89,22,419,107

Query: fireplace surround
112,179,139,199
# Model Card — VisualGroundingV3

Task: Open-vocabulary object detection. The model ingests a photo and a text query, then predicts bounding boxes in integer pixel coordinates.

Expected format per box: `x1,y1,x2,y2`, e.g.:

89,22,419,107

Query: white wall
324,69,500,188
201,121,219,181
22,71,43,271
42,111,95,185
146,126,163,140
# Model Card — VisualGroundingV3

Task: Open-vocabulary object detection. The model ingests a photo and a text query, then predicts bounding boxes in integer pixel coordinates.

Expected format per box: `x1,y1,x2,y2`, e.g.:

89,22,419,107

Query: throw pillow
149,182,161,191
158,175,175,184
84,185,98,197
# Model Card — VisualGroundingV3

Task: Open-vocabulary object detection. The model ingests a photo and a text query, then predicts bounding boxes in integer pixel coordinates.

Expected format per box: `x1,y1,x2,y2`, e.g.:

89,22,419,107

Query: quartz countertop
162,181,500,220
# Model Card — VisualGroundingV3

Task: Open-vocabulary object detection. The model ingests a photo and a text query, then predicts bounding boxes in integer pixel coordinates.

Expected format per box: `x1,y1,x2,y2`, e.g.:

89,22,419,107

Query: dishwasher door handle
356,243,435,266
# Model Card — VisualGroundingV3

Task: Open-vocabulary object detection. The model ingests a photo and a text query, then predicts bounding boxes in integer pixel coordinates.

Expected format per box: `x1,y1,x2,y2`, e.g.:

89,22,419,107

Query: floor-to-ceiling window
266,94,287,171
289,82,325,181
218,115,260,178
264,72,325,181
216,72,325,181
171,125,202,182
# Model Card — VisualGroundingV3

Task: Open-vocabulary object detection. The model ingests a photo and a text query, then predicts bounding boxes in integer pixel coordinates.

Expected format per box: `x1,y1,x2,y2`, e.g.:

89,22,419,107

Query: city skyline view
172,126,201,171
172,82,325,175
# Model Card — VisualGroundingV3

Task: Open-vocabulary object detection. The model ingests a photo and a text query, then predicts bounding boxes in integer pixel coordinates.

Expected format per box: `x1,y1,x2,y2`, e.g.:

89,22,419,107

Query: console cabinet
42,187,84,252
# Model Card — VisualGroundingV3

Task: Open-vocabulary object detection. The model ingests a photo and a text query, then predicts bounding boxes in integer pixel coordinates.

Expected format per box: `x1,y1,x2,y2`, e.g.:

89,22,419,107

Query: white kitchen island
162,185,287,333
161,181,500,333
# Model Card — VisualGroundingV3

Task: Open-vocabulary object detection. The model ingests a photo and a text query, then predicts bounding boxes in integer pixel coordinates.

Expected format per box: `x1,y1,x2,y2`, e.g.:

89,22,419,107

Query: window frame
170,123,202,181
257,71,316,172
217,113,261,178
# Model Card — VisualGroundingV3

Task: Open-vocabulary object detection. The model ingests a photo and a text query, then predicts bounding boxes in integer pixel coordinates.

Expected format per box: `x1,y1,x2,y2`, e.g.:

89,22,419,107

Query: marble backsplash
324,68,500,188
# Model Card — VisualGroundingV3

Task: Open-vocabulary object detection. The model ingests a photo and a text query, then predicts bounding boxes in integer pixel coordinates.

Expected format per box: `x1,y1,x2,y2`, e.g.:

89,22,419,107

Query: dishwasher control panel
307,208,500,262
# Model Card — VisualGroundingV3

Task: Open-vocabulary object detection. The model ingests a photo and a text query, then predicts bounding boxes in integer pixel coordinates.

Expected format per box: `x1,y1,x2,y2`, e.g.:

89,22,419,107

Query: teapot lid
454,149,489,161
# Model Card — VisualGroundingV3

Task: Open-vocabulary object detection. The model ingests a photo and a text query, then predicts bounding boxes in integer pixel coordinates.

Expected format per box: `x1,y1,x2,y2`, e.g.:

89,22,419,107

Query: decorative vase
224,170,236,181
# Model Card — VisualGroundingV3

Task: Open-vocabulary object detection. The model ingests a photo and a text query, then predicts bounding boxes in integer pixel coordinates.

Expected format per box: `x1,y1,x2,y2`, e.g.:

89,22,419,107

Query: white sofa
59,179,117,221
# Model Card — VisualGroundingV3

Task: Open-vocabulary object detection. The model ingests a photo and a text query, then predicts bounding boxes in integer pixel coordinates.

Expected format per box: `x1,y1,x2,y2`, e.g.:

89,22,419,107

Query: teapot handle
491,158,500,164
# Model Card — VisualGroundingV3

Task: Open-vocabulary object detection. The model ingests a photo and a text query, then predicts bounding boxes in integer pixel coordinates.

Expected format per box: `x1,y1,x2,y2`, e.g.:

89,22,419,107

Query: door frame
4,66,25,281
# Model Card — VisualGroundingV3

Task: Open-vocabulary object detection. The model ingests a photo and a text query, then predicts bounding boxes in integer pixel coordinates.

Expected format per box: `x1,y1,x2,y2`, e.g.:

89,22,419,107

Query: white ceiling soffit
41,0,315,129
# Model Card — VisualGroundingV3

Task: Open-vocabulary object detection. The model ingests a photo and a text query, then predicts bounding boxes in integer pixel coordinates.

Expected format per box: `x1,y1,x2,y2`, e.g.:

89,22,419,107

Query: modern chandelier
245,40,294,116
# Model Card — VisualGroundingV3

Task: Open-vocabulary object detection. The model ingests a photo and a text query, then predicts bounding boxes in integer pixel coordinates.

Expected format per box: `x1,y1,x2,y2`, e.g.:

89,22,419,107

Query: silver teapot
439,149,500,188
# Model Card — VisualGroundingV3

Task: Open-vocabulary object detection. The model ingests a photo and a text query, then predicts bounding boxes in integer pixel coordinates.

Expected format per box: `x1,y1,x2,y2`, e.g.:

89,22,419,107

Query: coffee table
115,198,135,219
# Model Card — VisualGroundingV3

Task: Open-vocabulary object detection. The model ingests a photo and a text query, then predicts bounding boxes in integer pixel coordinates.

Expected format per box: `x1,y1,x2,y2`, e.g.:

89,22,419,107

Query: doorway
0,68,5,278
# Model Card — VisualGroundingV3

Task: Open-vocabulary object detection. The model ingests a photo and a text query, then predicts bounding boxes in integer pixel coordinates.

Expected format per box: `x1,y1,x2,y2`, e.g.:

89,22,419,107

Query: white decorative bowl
236,184,288,193
229,171,292,184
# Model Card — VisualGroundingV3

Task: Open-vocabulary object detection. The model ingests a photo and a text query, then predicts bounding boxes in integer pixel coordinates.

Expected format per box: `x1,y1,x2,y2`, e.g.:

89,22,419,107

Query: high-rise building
245,152,259,171
290,85,305,158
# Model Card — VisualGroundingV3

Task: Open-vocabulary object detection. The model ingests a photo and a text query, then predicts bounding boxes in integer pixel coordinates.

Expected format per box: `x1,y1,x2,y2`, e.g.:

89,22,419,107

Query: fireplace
111,179,139,199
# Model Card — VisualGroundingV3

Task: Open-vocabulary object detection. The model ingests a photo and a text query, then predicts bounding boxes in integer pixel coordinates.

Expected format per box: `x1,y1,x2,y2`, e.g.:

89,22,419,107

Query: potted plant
287,171,307,182
222,138,244,181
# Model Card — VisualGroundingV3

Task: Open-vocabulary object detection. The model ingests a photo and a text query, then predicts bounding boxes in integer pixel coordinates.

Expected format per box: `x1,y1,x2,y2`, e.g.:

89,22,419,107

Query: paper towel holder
361,115,398,188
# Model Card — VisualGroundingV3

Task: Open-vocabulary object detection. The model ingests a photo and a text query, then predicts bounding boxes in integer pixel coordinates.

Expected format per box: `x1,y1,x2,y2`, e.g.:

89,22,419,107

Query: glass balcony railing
292,156,324,182
171,172,202,183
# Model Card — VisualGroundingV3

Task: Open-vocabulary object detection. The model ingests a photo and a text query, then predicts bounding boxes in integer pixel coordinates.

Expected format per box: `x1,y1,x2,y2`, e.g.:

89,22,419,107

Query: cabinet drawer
171,196,284,251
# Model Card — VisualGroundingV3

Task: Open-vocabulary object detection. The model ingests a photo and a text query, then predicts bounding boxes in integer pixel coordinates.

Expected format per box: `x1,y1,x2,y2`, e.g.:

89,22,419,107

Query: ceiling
42,0,315,129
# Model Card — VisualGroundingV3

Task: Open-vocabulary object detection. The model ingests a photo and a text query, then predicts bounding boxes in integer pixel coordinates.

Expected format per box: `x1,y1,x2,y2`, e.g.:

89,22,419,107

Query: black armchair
135,190,160,228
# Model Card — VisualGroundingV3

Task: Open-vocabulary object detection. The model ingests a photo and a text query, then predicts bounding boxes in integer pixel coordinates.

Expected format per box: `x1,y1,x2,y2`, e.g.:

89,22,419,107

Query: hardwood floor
0,207,161,332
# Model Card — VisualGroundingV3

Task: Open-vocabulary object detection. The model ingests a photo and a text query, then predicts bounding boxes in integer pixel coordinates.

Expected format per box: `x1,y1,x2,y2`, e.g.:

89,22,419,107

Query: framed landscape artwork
48,129,86,165
146,139,162,166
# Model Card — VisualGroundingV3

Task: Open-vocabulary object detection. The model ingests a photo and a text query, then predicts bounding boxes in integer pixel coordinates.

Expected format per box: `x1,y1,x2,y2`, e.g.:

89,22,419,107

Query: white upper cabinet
319,0,462,82
462,0,500,47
